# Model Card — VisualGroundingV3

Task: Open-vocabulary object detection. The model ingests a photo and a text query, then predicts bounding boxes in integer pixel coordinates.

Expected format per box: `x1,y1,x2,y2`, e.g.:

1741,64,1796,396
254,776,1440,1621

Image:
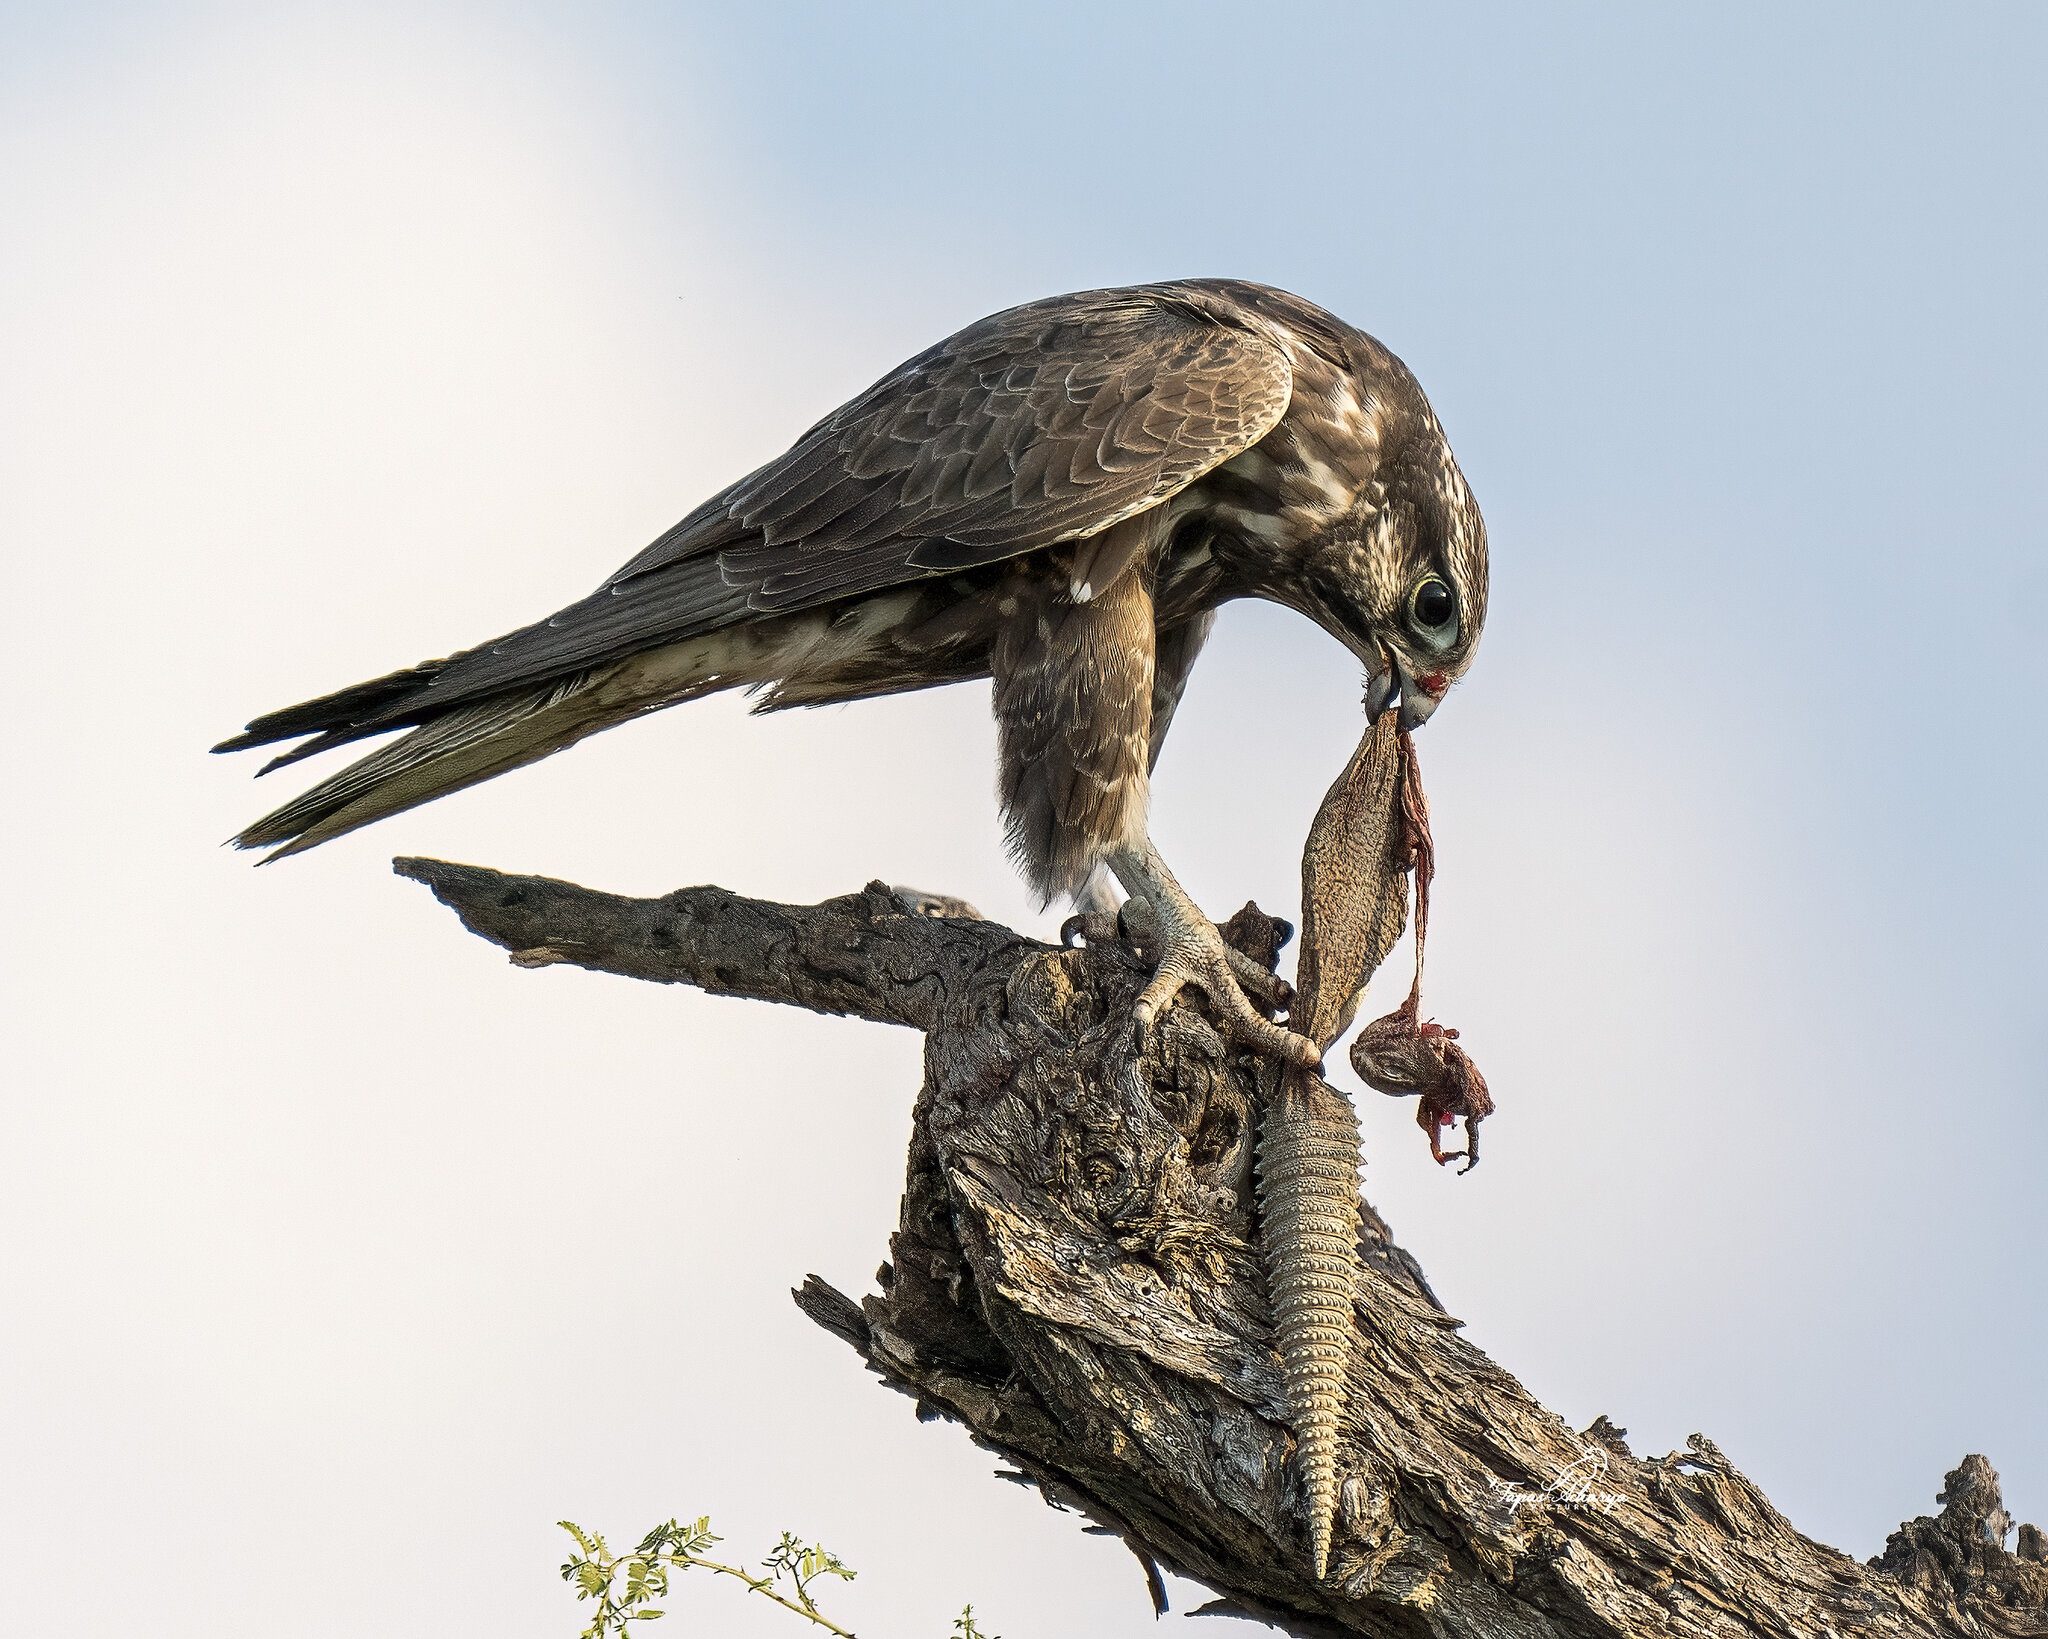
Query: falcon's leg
993,541,1310,1065
1109,836,1317,1067
1062,610,1214,936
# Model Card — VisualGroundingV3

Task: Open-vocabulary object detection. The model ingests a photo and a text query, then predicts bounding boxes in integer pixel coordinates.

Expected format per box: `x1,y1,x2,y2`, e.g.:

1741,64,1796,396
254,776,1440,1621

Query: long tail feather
231,670,604,860
211,661,446,755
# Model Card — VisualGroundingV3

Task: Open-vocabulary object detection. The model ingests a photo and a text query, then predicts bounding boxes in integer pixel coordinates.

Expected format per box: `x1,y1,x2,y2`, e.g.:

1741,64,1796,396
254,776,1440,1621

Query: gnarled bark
396,856,2047,1639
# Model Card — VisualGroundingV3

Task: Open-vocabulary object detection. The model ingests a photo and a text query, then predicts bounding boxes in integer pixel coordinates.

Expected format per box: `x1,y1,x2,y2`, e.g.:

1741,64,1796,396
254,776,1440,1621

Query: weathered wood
399,856,2047,1639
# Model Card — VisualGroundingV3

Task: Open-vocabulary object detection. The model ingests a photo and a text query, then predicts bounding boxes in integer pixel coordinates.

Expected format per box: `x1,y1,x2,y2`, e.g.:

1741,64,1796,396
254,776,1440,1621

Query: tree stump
396,857,2047,1639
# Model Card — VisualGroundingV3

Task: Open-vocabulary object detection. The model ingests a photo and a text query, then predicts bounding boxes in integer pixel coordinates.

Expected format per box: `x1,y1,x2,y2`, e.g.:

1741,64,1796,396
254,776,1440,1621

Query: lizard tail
1256,1068,1364,1580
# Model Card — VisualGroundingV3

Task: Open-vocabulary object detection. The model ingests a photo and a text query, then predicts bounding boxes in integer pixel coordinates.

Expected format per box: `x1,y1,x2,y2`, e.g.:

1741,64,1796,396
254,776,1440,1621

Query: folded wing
218,283,1294,758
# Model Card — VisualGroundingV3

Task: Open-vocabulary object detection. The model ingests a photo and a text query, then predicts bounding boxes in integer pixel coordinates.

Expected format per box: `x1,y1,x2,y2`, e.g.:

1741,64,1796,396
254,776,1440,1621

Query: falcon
218,279,1489,1063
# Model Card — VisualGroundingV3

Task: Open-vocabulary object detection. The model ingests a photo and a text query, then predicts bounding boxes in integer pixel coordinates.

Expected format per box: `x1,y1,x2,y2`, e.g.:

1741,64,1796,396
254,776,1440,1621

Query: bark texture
396,856,2047,1639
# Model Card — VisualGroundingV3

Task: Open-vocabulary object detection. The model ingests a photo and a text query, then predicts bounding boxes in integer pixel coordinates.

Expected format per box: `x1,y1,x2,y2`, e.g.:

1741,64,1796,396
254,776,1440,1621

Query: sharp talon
1060,914,1086,947
1272,917,1295,949
1132,1012,1157,1056
1266,1028,1318,1071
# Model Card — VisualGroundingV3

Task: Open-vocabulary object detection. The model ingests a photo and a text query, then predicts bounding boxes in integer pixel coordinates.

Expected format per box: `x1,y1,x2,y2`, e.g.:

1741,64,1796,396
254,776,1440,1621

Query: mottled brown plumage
222,278,1497,1579
218,278,1488,1058
992,518,1162,897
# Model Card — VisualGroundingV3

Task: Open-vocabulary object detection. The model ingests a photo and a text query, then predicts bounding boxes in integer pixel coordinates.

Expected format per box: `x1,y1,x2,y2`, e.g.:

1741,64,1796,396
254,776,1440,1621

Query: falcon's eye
1409,577,1457,634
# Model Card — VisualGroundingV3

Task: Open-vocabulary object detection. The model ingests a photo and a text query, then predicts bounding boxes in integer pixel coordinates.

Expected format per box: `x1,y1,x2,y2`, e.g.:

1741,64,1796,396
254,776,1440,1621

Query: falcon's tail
226,669,627,861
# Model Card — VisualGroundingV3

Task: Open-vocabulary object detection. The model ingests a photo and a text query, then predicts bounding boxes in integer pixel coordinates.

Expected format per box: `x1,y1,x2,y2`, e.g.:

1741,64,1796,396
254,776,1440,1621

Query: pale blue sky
4,4,2043,1635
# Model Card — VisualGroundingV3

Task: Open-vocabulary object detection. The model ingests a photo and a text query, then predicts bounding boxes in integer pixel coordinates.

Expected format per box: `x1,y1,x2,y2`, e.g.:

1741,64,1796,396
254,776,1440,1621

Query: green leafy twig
560,1515,996,1638
953,1604,1000,1639
559,1516,858,1637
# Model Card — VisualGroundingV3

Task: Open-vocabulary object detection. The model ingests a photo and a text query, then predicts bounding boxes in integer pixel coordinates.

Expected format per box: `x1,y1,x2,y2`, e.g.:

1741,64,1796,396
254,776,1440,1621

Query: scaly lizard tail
1256,1070,1366,1579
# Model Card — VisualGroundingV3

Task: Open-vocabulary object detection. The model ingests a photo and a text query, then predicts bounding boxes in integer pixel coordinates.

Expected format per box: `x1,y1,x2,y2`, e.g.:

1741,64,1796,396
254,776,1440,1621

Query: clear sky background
4,3,2044,1635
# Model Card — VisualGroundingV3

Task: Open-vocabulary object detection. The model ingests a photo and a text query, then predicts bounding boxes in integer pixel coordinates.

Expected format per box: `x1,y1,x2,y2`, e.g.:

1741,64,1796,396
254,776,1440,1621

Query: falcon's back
214,278,1469,861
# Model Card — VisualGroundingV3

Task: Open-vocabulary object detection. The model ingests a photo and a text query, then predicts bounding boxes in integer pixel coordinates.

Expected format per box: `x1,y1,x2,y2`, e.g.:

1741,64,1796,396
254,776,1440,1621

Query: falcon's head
1295,420,1489,730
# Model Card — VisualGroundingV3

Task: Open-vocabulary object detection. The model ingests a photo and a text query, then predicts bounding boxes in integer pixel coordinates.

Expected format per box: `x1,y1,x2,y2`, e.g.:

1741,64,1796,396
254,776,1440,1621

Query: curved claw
1062,909,1125,948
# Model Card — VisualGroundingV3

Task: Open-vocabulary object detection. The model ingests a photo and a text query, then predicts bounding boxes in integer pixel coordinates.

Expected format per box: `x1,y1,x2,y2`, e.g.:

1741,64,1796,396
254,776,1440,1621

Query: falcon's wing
620,284,1293,600
228,286,1293,749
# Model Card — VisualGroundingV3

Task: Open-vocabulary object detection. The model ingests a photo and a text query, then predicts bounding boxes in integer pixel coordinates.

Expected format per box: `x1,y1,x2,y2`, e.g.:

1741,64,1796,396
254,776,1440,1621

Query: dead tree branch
397,857,2047,1639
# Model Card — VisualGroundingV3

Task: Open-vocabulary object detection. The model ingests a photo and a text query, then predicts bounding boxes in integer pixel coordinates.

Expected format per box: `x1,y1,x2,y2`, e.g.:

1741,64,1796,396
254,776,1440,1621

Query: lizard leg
1109,835,1317,1067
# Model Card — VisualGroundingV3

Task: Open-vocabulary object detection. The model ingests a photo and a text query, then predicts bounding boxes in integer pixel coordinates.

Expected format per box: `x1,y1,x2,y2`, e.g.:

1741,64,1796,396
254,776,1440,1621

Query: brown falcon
218,279,1489,1062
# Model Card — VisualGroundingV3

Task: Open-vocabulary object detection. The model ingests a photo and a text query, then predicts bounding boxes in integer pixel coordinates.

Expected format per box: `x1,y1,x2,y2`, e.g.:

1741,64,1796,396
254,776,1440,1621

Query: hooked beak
1364,655,1449,729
